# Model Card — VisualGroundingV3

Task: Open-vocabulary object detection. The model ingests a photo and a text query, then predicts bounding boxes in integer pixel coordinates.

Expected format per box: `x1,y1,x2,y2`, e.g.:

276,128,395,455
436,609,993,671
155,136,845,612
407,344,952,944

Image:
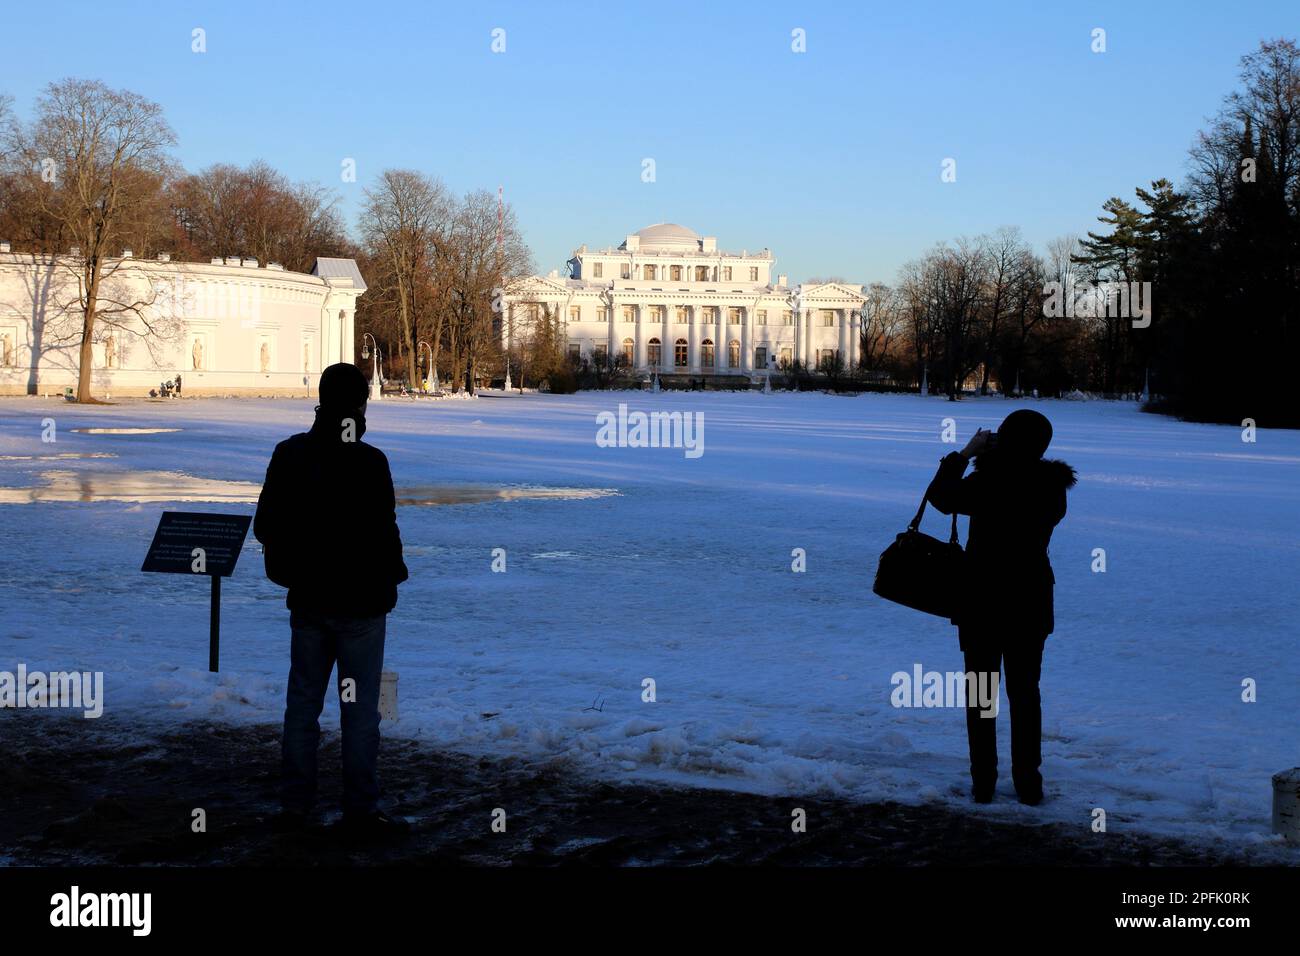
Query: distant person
253,362,410,836
173,374,182,396
926,409,1076,806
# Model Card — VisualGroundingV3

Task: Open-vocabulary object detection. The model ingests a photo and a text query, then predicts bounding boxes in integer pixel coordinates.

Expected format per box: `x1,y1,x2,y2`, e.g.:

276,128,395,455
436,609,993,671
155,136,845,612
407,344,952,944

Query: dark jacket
926,449,1076,636
253,412,408,618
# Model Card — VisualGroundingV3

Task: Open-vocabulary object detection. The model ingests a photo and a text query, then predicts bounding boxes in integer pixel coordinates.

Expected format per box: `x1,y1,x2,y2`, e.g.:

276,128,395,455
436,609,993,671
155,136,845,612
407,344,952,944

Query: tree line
859,38,1298,426
0,78,528,401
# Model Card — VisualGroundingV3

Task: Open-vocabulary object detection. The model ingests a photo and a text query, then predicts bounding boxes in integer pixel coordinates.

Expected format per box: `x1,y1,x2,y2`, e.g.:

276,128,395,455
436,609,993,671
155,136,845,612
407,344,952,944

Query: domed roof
627,223,700,251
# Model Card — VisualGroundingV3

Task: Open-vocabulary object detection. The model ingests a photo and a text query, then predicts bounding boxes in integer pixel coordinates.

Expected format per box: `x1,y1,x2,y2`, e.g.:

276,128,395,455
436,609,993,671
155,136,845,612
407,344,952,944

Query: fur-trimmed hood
1041,458,1078,489
974,451,1077,489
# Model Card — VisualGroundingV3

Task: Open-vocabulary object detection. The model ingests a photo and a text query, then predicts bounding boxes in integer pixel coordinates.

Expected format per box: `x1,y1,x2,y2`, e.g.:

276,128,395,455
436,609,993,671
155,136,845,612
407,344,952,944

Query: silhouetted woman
926,409,1076,805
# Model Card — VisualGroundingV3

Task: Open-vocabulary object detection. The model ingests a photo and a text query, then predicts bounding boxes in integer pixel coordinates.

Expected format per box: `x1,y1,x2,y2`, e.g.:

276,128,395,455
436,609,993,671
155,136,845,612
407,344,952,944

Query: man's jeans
283,611,386,817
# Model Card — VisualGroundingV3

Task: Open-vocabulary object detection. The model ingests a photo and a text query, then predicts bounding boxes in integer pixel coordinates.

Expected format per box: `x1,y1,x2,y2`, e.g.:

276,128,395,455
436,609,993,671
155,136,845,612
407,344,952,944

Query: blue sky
1,0,1294,282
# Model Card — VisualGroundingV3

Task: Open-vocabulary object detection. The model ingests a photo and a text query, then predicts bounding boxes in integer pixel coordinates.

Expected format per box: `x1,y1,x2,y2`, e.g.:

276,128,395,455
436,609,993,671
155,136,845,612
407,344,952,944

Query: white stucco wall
0,253,364,397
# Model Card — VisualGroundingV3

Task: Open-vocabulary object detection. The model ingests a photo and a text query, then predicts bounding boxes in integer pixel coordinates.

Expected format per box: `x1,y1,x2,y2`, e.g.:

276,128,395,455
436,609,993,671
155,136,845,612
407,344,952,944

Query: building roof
312,257,367,292
620,223,701,252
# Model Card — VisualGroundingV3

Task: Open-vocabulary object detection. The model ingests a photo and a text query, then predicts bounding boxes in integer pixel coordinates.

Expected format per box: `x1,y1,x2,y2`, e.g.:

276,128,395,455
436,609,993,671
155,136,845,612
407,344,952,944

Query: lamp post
361,332,383,402
417,340,433,393
503,307,513,392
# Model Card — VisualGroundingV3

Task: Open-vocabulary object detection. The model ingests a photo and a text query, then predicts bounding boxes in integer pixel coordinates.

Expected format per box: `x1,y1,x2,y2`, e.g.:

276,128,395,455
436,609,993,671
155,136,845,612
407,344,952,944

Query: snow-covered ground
1,390,1297,850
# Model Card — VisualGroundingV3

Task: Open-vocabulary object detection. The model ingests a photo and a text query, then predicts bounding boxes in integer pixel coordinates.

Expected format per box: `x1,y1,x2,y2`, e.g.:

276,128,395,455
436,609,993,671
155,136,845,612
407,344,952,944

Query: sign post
141,511,252,672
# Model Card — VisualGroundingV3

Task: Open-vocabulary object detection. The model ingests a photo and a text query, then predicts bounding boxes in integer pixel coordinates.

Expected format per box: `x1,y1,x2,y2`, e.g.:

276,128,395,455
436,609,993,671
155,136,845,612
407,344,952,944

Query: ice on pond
69,427,182,435
0,469,619,507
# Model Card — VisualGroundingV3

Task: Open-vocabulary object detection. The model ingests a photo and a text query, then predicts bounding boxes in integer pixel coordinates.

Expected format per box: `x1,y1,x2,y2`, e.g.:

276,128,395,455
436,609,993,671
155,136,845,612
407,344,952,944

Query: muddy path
0,714,1267,866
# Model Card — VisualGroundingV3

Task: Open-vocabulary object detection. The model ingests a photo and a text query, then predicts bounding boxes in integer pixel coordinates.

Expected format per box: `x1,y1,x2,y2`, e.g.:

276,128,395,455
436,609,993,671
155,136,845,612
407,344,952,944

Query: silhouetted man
254,362,409,835
927,409,1076,806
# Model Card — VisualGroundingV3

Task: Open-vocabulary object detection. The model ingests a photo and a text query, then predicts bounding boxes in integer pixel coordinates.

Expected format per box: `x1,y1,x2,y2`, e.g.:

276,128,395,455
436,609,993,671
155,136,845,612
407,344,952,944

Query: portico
501,224,865,380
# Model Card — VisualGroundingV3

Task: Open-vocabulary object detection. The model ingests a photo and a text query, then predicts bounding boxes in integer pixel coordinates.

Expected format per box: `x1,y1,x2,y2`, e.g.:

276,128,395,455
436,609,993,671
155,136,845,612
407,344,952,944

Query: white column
717,306,729,373
805,309,815,367
850,311,860,370
634,305,644,369
662,305,673,374
740,307,751,374
793,307,802,369
688,306,700,373
321,299,335,369
607,300,618,365
838,308,848,367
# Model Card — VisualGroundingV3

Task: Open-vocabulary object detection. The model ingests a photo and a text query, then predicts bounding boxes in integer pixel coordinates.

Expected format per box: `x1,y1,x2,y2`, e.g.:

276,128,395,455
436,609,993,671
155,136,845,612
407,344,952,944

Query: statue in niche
191,337,204,371
260,341,271,373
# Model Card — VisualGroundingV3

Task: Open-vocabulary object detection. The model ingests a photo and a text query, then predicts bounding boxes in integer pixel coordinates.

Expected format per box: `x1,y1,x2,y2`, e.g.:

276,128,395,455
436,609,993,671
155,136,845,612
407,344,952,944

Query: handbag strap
908,492,960,546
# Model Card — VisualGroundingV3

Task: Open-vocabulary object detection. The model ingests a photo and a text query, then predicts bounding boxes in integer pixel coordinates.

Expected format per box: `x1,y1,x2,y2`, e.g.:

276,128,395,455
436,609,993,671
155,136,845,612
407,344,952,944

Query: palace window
675,307,689,324
757,310,767,326
594,344,608,365
722,266,732,281
728,307,742,325
821,310,836,326
728,340,740,367
648,337,662,366
623,306,636,323
568,343,581,362
701,339,714,368
645,265,657,280
670,265,682,281
780,347,792,368
596,308,608,322
622,338,634,365
782,310,793,325
621,264,631,279
754,346,768,369
569,306,580,322
694,266,709,281
674,338,688,367
749,267,759,281
592,262,603,278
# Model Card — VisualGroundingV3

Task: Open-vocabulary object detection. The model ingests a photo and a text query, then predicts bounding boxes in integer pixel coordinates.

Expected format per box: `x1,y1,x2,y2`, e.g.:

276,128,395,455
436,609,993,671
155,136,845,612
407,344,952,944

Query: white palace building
0,245,366,397
502,224,866,380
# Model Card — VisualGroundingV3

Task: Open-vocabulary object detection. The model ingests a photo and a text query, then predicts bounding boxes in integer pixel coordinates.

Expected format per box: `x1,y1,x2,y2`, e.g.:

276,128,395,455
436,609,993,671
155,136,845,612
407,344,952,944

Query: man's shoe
341,810,411,840
1017,787,1044,806
972,783,995,804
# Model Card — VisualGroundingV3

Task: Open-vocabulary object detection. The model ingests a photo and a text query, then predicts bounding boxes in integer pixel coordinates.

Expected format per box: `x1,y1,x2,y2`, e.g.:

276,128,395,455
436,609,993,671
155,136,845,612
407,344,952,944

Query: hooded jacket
253,409,409,618
925,448,1077,636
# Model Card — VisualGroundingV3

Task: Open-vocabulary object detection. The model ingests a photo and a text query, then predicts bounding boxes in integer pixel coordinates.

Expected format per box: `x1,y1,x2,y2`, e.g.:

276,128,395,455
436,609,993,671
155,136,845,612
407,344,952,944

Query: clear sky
1,0,1295,283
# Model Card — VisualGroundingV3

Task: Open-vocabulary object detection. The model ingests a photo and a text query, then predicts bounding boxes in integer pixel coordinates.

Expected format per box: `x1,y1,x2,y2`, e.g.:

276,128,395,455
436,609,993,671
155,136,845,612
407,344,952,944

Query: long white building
502,224,865,379
0,246,365,397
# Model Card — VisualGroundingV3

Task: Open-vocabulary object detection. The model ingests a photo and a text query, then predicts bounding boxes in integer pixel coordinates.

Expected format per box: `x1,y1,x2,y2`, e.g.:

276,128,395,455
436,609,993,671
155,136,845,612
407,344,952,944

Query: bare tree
446,190,530,393
170,161,350,272
859,281,904,373
359,170,452,389
5,79,178,402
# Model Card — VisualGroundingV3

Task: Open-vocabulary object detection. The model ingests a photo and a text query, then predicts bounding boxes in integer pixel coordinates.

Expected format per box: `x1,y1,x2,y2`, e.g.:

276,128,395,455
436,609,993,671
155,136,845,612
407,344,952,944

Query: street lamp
503,308,513,392
417,340,436,393
361,332,383,402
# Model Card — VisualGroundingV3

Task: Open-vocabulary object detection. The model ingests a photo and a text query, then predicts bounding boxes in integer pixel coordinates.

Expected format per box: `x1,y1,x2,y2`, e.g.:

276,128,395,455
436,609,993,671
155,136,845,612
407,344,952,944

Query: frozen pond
0,391,1296,852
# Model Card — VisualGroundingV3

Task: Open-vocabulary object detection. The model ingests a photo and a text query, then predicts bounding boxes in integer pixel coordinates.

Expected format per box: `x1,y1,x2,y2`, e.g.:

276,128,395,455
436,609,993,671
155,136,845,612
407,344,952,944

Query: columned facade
500,223,865,381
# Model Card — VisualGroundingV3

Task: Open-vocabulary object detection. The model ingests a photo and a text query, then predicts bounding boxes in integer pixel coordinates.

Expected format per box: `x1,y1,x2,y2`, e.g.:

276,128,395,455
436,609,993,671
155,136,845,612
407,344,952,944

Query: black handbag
872,492,966,619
